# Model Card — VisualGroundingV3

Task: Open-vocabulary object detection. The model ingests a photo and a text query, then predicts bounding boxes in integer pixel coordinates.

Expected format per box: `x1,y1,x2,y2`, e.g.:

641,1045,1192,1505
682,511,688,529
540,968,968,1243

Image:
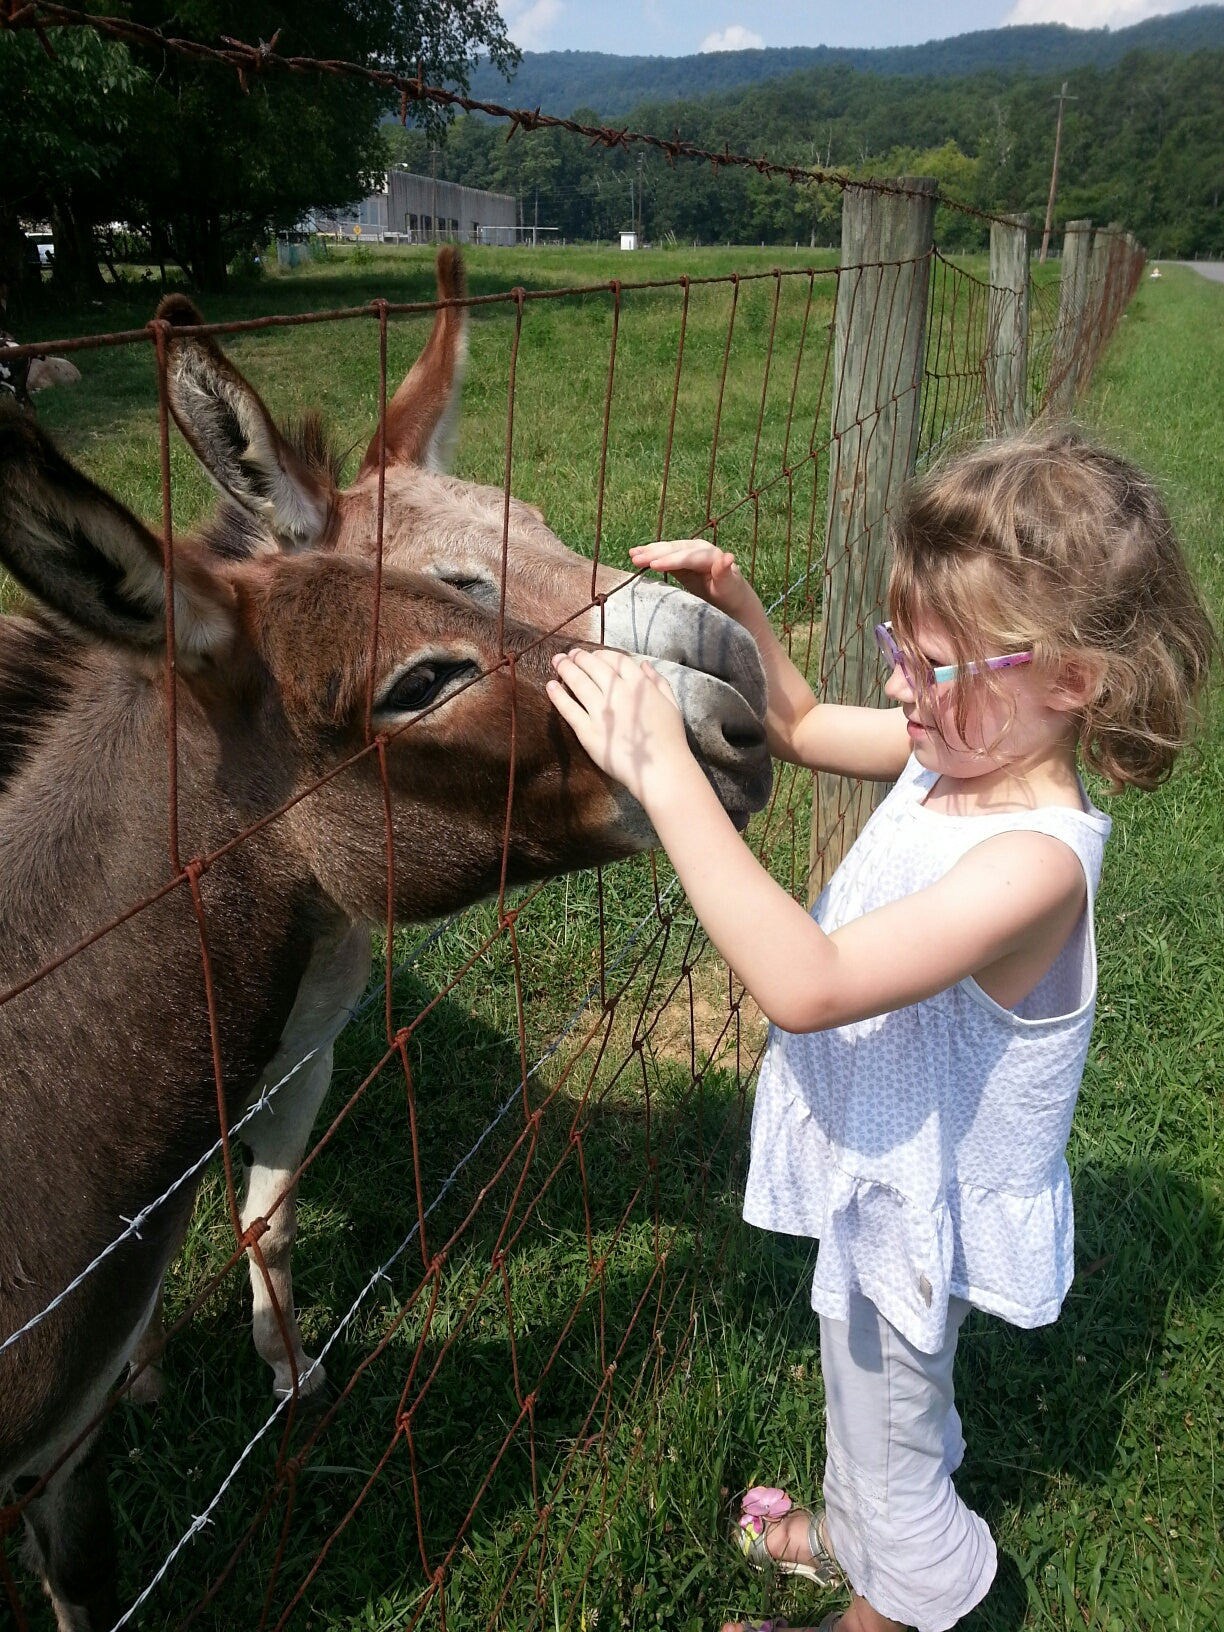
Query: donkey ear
357,246,468,479
158,294,330,550
0,409,233,662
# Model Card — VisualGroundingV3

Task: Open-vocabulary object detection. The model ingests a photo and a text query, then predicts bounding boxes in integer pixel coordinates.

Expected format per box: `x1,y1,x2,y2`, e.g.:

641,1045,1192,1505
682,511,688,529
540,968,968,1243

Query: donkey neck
0,649,335,1029
0,650,345,1211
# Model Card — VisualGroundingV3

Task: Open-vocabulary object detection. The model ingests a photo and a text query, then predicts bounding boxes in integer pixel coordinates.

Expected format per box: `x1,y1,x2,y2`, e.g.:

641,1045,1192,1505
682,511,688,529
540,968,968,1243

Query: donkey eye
435,569,499,609
379,659,478,715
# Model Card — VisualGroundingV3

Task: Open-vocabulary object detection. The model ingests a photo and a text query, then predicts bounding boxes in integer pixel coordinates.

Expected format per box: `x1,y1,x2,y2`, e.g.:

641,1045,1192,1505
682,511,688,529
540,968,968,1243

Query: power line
1039,81,1078,264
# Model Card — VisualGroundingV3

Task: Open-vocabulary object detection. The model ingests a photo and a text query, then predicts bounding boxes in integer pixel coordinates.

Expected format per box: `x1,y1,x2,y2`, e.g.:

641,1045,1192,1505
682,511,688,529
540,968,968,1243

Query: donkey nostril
722,721,766,751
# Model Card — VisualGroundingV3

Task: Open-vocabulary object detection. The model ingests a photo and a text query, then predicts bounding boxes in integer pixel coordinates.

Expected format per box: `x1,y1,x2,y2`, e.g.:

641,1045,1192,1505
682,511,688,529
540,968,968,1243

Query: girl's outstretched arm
631,540,908,781
548,648,1088,1032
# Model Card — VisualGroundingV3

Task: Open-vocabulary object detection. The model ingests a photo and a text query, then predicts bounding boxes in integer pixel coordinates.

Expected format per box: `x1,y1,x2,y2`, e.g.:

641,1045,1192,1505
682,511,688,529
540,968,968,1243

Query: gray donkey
0,251,770,1629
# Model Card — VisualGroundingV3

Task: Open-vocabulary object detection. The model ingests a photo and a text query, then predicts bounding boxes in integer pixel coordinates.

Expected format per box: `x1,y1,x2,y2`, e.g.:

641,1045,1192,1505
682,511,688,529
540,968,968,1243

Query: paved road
1174,261,1224,282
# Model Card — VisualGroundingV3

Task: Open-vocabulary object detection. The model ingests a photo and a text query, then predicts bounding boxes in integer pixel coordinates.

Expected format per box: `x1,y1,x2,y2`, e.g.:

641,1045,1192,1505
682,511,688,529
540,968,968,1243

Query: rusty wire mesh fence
0,13,1147,1632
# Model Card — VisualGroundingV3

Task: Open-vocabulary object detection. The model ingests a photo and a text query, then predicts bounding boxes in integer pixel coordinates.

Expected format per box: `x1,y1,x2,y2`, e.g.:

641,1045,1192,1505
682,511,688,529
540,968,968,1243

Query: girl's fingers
550,647,645,711
545,677,585,732
632,537,724,557
550,650,612,712
639,660,680,708
551,647,669,694
589,647,648,679
630,541,739,587
630,539,716,568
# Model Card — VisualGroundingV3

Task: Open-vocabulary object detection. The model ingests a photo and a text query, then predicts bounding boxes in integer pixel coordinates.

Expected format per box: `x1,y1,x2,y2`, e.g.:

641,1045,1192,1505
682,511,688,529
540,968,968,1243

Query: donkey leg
240,920,370,1399
125,1206,191,1406
241,1045,337,1400
125,1285,166,1406
19,1434,117,1632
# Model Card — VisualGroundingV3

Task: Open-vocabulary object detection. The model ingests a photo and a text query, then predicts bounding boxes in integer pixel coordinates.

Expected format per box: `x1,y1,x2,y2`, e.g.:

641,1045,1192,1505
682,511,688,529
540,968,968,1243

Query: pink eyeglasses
874,621,1033,688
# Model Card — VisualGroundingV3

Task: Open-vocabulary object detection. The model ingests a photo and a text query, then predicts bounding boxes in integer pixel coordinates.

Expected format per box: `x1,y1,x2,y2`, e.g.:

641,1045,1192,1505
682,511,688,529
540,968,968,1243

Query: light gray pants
820,1291,997,1632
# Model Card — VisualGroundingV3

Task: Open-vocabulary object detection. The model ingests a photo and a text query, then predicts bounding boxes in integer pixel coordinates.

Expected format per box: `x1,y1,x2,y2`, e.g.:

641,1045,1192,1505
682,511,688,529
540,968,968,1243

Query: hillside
394,41,1224,258
467,7,1224,117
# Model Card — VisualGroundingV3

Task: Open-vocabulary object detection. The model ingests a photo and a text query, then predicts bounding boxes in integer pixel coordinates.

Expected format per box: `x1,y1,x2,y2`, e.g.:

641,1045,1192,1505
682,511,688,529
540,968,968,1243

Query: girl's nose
884,661,914,704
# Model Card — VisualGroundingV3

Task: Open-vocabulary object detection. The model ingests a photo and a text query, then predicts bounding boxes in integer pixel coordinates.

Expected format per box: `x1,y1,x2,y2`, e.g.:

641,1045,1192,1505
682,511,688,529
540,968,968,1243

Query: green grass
3,250,1218,1631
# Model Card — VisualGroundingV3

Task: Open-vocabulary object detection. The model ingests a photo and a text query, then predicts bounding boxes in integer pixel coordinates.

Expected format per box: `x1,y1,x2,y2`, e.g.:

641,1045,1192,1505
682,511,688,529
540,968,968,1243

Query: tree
126,1,522,289
0,26,143,303
2,2,520,294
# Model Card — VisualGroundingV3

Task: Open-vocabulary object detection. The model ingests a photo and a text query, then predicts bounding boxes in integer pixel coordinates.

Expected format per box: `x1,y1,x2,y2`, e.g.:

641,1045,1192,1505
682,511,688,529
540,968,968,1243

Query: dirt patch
645,959,768,1074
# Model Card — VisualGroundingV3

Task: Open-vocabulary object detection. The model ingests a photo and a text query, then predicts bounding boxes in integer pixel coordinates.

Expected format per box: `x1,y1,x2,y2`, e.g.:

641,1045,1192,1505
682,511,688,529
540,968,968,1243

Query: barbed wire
0,0,1136,236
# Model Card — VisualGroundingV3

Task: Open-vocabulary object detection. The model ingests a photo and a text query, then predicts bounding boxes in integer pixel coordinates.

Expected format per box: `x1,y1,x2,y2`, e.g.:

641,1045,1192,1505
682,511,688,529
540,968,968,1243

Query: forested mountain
467,8,1224,118
392,44,1224,258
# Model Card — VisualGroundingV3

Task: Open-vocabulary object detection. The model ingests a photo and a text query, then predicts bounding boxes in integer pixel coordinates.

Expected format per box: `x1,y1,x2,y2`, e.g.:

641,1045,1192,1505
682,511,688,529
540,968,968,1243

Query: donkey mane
284,411,344,486
0,614,84,795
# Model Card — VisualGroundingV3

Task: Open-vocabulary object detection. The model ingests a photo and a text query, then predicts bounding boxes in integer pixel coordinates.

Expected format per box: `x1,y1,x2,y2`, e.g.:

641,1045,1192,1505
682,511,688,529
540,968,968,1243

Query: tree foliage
397,47,1223,257
467,9,1224,119
0,26,143,299
2,1,520,296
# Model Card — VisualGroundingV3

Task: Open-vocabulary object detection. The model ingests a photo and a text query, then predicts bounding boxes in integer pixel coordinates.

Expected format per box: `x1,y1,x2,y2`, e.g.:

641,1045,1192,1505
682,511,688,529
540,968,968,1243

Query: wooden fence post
1103,221,1130,345
1049,218,1091,413
987,213,1029,436
809,177,937,901
1125,232,1147,305
1079,224,1116,389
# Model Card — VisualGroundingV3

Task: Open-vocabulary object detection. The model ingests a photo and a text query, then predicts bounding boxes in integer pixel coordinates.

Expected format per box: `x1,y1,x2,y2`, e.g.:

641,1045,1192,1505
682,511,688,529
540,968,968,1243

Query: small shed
619,232,638,252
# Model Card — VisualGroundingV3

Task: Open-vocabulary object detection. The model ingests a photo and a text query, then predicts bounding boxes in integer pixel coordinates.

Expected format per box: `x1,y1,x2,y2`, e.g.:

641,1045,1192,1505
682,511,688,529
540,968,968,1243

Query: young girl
546,430,1216,1632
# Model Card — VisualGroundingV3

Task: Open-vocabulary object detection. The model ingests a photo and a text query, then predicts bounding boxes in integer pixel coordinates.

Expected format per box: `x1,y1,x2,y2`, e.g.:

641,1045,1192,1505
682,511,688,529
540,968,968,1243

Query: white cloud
502,0,564,52
1002,1,1194,26
700,24,766,52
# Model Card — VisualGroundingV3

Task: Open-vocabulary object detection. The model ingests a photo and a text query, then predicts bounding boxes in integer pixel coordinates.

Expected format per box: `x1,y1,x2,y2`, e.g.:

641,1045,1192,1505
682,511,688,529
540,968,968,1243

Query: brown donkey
0,256,770,1628
126,249,773,1408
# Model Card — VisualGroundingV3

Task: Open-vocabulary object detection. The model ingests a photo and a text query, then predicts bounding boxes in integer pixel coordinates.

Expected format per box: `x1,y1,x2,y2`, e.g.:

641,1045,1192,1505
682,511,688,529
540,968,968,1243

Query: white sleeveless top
743,755,1112,1353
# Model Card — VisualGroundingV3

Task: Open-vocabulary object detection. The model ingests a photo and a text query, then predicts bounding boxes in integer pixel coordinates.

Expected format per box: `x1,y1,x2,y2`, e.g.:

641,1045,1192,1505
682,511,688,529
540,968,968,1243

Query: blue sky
496,1,1205,54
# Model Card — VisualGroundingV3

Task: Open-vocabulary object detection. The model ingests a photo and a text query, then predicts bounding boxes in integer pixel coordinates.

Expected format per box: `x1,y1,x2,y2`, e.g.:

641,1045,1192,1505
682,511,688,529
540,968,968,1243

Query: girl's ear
1047,656,1100,714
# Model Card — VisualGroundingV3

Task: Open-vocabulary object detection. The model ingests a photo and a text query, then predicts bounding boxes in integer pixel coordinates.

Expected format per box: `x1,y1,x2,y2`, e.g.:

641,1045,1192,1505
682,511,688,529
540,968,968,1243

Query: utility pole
636,152,644,243
430,145,439,245
1039,81,1077,263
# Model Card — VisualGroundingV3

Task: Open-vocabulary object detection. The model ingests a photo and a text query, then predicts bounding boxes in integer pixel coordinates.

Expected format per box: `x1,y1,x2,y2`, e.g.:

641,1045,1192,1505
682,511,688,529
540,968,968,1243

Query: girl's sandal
731,1486,844,1588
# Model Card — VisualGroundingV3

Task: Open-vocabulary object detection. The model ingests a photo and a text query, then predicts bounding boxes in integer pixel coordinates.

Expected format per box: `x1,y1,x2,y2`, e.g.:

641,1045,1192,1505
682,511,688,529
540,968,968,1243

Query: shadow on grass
57,964,752,1631
17,254,679,350
15,946,1216,1632
82,903,1222,1632
956,1156,1223,1630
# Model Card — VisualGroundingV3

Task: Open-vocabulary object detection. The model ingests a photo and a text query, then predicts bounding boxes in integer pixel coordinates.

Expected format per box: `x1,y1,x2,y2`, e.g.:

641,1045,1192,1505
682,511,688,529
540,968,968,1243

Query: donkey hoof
272,1357,329,1406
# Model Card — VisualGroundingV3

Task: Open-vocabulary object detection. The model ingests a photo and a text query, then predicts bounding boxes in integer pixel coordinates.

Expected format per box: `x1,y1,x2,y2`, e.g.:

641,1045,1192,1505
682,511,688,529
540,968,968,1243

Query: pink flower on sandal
737,1485,792,1537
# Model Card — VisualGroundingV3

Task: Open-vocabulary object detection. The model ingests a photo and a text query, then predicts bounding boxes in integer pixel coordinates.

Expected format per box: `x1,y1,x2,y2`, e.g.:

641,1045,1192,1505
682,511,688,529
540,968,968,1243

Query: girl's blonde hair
888,428,1218,790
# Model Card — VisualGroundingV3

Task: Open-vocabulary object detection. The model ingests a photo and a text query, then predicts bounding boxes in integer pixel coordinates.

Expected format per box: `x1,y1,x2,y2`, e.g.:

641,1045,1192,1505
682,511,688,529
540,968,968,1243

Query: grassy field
2,247,1218,1632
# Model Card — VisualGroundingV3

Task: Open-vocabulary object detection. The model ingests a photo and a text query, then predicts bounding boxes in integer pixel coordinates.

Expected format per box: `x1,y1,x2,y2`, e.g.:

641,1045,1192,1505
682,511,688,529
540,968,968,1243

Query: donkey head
0,414,633,922
0,393,763,928
156,250,772,824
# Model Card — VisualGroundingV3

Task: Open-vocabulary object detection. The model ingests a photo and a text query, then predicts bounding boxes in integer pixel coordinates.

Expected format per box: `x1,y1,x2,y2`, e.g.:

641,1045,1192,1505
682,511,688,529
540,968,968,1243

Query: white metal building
316,169,518,245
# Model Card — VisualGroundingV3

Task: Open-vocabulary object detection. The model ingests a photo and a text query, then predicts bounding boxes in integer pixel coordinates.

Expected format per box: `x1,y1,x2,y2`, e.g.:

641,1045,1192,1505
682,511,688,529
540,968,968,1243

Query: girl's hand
547,647,693,811
629,540,759,624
